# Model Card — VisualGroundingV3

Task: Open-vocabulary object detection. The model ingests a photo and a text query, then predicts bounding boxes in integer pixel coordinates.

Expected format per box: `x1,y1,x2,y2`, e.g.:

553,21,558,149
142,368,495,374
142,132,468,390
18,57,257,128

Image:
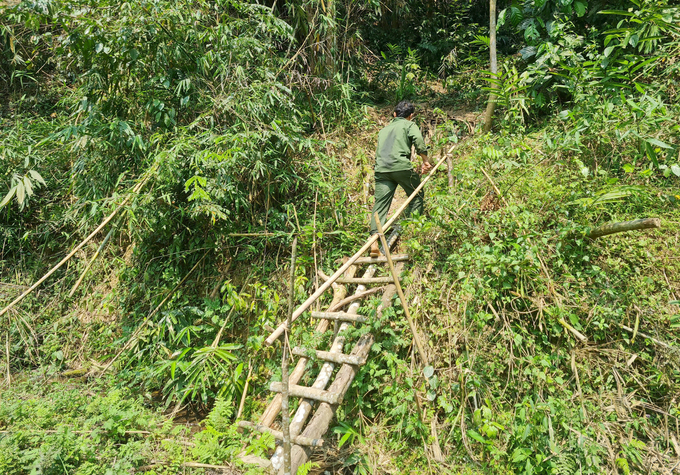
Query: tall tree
482,0,497,134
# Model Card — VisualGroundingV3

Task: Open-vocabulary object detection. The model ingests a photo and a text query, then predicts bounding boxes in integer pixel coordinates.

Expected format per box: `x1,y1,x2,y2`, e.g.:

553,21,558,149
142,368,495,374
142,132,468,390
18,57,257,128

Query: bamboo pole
265,151,451,346
0,175,150,320
375,214,429,365
68,219,120,297
587,218,661,239
282,236,297,475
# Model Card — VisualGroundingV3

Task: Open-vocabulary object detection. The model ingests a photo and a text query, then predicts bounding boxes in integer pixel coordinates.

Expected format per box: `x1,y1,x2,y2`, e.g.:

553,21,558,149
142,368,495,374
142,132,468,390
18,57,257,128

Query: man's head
394,100,415,119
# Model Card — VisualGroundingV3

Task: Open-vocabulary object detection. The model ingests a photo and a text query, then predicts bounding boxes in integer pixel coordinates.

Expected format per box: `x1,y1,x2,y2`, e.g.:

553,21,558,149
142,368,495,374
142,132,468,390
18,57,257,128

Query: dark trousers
370,170,423,235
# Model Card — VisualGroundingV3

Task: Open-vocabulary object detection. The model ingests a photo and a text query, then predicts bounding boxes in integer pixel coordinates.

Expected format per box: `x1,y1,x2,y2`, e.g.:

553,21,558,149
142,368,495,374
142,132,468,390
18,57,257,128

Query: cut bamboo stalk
269,383,341,405
0,174,151,320
291,347,366,366
236,362,252,420
335,276,394,284
258,266,355,428
310,311,367,323
265,151,450,346
238,421,324,447
288,333,375,474
375,215,429,365
353,254,410,265
586,218,661,239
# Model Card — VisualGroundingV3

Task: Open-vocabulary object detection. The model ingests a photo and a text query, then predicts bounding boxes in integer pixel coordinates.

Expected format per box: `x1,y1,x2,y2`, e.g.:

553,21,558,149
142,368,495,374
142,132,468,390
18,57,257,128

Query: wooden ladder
239,243,408,474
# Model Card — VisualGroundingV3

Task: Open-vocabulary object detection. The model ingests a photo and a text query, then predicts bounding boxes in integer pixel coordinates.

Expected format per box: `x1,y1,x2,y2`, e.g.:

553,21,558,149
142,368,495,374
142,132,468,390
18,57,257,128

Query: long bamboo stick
0,175,151,320
375,215,428,365
68,219,120,297
264,150,451,346
282,237,297,475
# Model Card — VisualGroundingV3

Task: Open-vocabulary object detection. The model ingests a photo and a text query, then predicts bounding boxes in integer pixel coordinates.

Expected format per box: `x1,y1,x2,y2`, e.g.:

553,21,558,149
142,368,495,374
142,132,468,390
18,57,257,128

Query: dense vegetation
1,0,679,473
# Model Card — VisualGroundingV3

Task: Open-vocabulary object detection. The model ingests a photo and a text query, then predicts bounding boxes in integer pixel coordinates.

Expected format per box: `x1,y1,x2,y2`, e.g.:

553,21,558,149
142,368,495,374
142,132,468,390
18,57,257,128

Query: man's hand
420,161,432,174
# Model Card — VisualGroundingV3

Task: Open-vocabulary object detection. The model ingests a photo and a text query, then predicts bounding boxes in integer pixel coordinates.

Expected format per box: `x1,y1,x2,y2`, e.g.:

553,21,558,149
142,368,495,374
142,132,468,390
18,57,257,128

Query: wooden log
335,276,394,284
269,383,341,405
291,347,366,366
352,254,410,265
586,218,661,239
237,421,324,447
309,311,367,323
288,333,375,474
265,151,451,346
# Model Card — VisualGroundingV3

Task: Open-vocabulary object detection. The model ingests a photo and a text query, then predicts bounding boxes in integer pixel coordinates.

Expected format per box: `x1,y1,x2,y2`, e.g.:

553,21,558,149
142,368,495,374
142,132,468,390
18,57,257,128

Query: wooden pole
0,175,150,320
264,151,451,346
282,236,297,475
374,214,429,365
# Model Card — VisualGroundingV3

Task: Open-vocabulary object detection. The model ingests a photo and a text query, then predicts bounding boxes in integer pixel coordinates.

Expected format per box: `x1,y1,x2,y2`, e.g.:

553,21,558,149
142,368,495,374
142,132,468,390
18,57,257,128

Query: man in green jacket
370,100,433,257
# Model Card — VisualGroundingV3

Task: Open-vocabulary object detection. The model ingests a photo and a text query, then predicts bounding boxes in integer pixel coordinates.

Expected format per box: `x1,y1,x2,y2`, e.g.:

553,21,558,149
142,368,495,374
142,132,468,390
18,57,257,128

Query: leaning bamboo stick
264,151,451,346
375,215,429,365
68,219,120,297
0,175,151,319
282,237,297,475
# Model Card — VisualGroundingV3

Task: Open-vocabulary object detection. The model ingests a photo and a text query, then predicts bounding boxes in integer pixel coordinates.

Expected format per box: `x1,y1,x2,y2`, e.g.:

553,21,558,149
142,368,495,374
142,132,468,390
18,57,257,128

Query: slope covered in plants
1,0,679,474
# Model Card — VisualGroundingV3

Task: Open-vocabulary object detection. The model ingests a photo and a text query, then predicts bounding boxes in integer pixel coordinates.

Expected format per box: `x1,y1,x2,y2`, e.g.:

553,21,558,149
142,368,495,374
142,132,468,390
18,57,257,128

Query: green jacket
374,117,428,173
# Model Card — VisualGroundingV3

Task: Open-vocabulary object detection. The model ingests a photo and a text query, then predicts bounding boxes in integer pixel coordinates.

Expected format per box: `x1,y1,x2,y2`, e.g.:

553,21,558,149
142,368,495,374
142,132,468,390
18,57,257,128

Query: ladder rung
269,382,341,405
353,254,410,264
310,311,367,323
335,276,394,284
292,347,367,366
238,421,324,447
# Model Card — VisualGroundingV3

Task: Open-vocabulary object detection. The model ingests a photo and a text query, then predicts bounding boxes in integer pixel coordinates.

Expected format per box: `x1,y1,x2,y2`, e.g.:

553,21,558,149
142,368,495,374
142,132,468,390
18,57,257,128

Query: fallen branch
619,324,675,350
586,218,661,239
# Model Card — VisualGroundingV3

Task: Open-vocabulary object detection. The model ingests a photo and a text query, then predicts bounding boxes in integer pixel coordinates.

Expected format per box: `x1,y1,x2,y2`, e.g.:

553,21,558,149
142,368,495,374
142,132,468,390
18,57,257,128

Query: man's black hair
394,100,415,118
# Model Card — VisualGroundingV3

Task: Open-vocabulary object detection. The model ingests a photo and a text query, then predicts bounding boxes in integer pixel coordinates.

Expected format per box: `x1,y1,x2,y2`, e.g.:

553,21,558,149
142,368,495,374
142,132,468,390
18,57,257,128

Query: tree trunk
482,0,498,134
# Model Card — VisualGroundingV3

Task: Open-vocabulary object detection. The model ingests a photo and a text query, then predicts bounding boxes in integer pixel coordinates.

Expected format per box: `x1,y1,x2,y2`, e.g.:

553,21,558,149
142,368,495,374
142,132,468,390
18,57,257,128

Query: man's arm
407,124,433,173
